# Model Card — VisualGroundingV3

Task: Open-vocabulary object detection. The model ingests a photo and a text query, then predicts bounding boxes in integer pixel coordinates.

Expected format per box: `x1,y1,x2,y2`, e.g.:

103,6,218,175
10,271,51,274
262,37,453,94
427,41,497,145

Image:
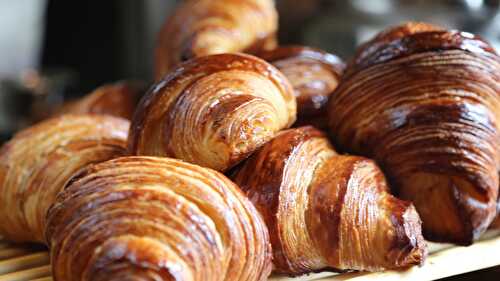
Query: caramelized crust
46,156,272,281
0,115,129,243
349,22,495,76
232,126,425,275
129,53,296,172
329,23,500,244
258,46,345,129
155,0,278,79
57,81,146,120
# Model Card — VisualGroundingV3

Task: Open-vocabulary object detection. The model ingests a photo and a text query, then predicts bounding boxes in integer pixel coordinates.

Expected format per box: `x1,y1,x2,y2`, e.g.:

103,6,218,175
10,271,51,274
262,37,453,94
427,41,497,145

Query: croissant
232,126,426,275
45,156,272,281
328,22,500,244
57,81,145,120
129,53,296,172
258,46,345,129
0,114,129,243
155,0,278,79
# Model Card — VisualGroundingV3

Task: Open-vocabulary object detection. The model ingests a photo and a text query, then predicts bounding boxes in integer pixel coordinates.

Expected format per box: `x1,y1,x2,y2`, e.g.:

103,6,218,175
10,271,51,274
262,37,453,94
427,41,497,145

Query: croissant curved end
155,0,278,78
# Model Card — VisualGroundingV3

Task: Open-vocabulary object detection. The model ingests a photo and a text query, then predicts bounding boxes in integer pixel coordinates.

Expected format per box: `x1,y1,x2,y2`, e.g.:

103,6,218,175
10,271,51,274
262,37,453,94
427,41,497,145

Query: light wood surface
0,231,499,281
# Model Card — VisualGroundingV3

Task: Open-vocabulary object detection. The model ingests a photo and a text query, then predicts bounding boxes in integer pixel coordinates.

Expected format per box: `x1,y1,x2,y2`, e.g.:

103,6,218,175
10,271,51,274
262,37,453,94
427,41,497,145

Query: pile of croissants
1,1,500,280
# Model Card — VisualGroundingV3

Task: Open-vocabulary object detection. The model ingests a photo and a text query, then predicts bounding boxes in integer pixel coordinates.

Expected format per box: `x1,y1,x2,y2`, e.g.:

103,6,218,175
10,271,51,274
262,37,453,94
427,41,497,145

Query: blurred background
0,0,500,141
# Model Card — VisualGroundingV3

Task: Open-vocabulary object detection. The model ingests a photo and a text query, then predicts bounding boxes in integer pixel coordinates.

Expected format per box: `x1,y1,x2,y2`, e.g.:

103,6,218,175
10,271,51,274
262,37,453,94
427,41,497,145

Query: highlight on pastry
232,126,426,275
56,81,146,120
0,114,129,243
258,46,345,129
155,0,278,79
46,156,272,281
329,22,500,244
129,53,296,172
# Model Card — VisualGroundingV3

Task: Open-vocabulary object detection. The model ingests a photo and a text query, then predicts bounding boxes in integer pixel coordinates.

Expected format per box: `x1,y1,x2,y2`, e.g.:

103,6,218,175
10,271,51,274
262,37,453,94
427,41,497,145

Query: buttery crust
45,156,272,281
232,126,426,275
329,22,500,244
129,53,296,172
57,81,146,120
258,46,345,129
0,114,129,243
155,0,278,79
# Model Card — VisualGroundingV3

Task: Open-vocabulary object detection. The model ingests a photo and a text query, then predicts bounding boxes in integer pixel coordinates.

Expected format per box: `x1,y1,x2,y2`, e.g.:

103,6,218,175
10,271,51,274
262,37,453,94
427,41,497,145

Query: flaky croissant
258,46,345,129
232,126,426,275
45,156,272,281
155,0,278,79
0,114,129,243
57,81,145,120
129,53,296,172
329,22,500,244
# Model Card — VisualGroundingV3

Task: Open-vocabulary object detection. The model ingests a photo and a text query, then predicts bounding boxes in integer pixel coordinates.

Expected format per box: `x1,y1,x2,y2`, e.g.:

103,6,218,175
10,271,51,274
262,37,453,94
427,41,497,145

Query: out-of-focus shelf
0,231,499,281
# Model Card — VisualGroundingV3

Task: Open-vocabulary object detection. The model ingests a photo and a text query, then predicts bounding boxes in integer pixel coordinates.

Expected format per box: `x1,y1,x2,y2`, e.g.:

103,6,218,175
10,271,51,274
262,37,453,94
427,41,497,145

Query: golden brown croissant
232,126,426,275
258,46,345,129
45,156,272,281
129,53,296,172
0,114,129,243
329,22,500,244
57,81,145,120
155,0,278,79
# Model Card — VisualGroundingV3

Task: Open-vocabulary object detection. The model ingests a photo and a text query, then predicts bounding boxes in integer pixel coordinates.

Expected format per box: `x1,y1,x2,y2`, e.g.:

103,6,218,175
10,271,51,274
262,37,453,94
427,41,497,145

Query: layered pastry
46,156,272,281
233,126,426,275
0,114,129,243
129,53,296,172
329,22,500,244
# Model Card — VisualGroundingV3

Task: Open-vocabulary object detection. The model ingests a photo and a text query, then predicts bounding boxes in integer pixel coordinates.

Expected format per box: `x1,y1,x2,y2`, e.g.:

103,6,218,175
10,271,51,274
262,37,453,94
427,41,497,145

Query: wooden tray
1,231,499,281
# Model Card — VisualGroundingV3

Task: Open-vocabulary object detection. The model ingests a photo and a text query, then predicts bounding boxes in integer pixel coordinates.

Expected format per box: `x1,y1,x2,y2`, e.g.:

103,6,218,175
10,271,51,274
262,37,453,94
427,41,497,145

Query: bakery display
45,156,272,281
329,22,500,244
56,81,146,120
233,126,426,275
155,0,278,79
0,0,499,277
258,46,345,129
0,114,129,243
129,53,296,172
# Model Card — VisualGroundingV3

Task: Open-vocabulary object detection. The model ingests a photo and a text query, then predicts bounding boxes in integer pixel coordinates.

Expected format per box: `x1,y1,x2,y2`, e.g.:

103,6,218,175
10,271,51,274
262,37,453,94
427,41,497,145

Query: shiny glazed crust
57,81,145,120
232,126,426,275
258,46,345,129
129,53,296,172
155,0,278,79
0,114,130,243
45,156,272,281
329,22,500,244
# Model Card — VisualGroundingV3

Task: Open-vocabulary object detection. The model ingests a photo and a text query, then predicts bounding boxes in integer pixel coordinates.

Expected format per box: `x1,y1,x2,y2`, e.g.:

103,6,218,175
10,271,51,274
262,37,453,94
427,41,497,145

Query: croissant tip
389,201,427,267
